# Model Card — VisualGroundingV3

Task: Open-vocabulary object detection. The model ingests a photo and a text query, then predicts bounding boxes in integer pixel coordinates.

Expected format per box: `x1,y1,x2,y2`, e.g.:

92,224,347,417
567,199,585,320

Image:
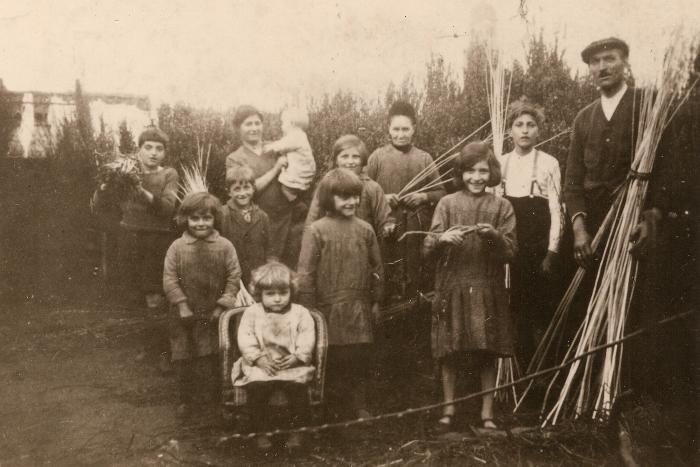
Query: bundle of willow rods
177,139,211,200
482,34,520,404
484,39,512,159
525,26,698,426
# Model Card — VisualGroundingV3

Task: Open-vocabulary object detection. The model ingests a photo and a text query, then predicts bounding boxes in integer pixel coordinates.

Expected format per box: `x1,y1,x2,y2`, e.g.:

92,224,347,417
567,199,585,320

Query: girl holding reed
423,142,517,431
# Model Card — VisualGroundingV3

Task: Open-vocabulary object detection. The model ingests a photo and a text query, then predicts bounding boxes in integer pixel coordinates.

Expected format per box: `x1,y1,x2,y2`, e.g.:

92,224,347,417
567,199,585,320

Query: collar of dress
183,230,219,244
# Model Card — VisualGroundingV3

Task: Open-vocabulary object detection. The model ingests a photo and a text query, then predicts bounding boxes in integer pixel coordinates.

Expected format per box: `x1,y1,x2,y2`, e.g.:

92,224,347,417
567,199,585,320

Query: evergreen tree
74,80,95,153
118,120,136,155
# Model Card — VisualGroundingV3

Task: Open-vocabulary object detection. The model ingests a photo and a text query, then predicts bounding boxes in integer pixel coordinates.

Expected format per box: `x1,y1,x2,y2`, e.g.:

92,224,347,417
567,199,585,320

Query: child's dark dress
423,191,517,359
297,216,384,346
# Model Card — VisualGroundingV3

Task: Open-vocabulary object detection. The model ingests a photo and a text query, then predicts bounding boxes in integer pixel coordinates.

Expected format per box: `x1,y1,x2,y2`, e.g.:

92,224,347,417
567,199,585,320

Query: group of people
95,36,671,451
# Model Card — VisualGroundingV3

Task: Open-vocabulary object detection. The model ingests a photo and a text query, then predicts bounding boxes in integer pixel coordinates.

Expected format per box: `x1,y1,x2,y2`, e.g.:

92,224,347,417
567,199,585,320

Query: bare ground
0,303,693,466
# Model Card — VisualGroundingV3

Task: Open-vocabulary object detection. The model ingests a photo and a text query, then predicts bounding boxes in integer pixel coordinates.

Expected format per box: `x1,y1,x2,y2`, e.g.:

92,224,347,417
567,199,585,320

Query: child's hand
177,302,194,320
385,193,400,209
256,356,278,376
210,306,224,322
381,222,396,238
475,223,498,240
439,229,466,245
402,192,428,209
276,354,300,370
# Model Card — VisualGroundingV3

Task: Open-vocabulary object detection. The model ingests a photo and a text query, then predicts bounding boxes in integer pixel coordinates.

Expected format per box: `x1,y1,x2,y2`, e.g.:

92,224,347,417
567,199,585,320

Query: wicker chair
218,306,328,419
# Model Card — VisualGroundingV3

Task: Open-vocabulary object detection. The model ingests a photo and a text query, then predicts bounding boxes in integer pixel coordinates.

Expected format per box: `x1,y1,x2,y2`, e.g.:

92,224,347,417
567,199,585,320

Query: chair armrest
219,307,247,389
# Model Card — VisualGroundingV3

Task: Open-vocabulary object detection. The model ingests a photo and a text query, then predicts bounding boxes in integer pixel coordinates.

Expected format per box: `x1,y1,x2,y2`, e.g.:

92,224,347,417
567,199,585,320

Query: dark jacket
564,87,641,230
220,202,271,288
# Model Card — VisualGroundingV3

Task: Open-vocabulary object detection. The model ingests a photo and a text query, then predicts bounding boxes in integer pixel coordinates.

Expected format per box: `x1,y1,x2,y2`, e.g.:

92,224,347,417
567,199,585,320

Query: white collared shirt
495,149,563,253
601,82,628,121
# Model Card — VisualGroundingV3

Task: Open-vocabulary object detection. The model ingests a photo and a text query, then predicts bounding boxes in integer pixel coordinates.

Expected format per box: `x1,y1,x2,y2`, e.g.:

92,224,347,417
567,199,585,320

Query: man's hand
572,216,594,269
629,208,662,260
541,250,558,277
177,302,194,320
255,356,278,376
402,192,428,209
385,193,400,209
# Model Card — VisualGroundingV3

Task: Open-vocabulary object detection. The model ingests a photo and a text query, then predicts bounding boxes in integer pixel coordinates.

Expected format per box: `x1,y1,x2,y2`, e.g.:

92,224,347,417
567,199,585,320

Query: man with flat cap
564,37,660,268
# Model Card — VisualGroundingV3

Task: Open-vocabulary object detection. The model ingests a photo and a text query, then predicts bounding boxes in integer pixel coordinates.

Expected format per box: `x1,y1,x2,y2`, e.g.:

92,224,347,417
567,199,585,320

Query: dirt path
4,302,675,466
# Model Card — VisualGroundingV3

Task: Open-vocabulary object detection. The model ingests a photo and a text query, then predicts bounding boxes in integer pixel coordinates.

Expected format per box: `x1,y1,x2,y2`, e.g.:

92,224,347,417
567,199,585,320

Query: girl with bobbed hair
305,134,395,236
423,141,517,432
298,168,384,421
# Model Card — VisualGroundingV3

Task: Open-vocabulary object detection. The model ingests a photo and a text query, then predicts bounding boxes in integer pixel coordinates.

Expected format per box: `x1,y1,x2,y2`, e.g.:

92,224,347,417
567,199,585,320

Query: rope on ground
217,308,697,444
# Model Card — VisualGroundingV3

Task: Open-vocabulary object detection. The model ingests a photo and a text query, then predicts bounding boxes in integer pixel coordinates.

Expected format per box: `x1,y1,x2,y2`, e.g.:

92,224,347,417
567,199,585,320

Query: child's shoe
256,435,272,451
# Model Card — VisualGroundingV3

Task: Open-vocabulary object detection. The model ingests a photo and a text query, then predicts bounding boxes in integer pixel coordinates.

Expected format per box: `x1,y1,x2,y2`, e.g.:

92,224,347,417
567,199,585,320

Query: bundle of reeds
484,39,512,158
178,139,211,200
482,36,520,405
523,26,698,425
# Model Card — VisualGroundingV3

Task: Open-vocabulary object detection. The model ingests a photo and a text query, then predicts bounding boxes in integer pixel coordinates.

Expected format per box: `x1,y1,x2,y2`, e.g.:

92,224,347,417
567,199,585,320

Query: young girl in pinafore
297,168,384,420
423,142,517,431
163,192,241,419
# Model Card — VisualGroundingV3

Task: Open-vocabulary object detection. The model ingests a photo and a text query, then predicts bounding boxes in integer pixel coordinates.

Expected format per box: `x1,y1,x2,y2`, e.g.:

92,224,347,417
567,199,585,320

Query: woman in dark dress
225,106,306,267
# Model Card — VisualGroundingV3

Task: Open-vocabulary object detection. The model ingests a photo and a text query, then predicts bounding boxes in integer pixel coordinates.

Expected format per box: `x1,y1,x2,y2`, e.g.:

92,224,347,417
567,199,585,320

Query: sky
0,0,697,112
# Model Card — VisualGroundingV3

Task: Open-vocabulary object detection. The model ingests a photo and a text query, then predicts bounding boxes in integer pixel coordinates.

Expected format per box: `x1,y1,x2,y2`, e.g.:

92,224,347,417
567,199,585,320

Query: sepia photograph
0,0,698,465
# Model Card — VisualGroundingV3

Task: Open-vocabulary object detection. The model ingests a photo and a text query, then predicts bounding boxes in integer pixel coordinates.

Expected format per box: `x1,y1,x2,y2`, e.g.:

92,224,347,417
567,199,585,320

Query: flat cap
581,37,629,64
